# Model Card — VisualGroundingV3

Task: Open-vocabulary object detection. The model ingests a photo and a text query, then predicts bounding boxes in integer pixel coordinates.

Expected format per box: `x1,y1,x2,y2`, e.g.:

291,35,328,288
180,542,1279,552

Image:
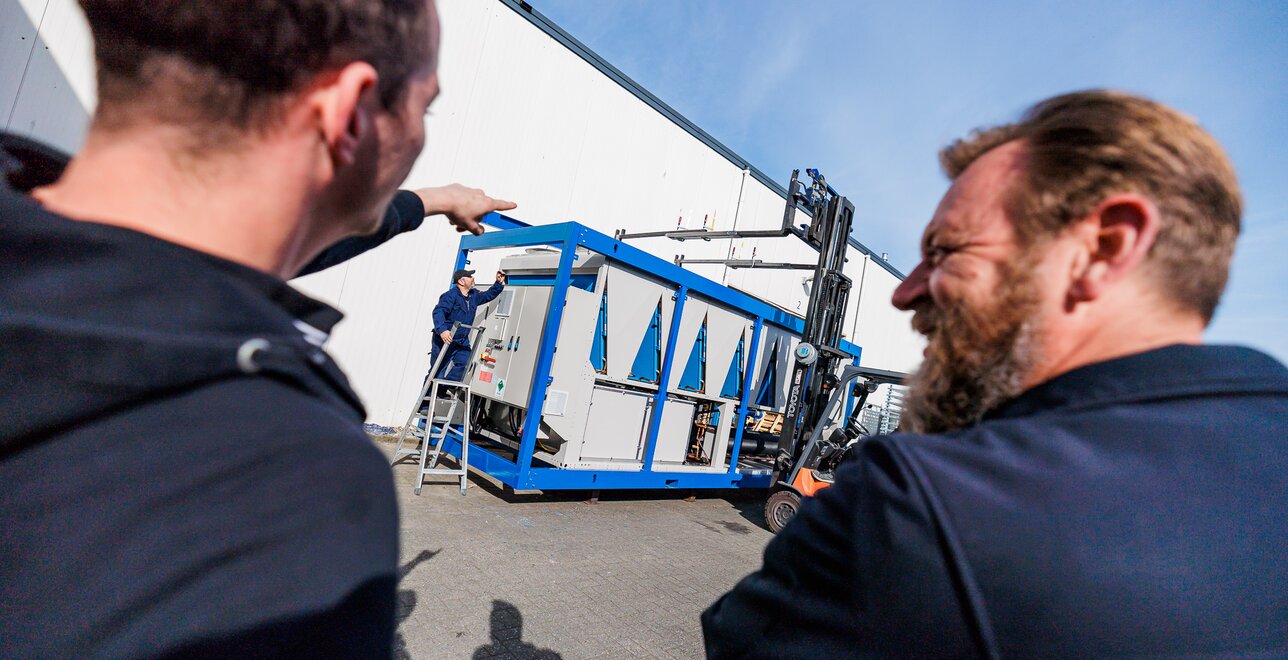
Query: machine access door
470,285,551,406
577,385,650,465
496,285,551,408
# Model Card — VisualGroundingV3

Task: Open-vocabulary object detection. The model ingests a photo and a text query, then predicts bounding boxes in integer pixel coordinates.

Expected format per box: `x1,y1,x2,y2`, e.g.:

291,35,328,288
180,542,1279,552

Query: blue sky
531,0,1288,362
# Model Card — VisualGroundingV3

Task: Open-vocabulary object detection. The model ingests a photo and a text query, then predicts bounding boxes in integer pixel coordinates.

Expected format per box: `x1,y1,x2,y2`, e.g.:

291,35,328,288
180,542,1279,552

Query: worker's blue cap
452,269,475,283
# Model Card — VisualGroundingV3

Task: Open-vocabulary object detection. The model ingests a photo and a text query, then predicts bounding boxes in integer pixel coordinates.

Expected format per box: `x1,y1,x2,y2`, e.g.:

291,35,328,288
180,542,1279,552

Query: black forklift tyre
765,489,802,533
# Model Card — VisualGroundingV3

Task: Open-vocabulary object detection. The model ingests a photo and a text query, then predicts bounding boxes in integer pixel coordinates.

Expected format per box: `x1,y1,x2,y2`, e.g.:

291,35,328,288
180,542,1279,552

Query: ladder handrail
389,322,486,496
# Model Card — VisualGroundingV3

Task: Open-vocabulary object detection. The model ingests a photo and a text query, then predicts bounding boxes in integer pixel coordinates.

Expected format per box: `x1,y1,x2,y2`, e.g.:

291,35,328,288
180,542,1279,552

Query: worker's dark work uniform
0,133,429,658
702,344,1288,658
430,280,504,381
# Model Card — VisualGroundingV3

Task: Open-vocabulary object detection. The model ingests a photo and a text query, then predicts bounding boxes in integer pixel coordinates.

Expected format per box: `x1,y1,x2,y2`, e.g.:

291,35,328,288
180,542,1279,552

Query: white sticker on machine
544,389,569,417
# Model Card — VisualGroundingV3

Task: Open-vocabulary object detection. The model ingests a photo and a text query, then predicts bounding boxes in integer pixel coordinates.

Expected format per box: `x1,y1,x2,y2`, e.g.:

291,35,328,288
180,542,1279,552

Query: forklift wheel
764,490,802,533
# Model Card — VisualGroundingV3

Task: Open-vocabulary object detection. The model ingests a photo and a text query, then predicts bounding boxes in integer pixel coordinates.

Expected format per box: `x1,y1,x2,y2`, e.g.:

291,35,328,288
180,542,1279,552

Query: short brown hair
940,90,1242,322
80,0,434,136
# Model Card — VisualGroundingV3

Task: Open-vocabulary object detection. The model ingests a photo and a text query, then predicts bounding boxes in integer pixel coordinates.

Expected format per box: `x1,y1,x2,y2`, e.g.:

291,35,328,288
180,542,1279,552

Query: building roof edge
498,0,905,280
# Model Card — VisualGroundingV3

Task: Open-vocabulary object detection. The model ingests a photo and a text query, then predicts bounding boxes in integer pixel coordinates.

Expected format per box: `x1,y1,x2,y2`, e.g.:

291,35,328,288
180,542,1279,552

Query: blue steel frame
438,221,863,491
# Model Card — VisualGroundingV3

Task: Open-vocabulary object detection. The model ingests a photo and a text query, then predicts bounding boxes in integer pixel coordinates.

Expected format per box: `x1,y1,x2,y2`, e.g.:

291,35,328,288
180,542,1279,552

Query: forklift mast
773,169,855,483
615,167,859,485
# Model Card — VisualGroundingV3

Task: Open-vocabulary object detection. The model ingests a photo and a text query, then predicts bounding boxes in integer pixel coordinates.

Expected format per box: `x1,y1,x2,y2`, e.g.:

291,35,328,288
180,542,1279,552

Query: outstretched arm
476,271,507,305
416,184,517,237
297,186,516,277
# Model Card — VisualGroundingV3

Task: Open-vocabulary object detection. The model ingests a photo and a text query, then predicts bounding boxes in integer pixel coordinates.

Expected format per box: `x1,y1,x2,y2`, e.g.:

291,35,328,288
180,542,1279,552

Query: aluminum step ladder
391,323,480,495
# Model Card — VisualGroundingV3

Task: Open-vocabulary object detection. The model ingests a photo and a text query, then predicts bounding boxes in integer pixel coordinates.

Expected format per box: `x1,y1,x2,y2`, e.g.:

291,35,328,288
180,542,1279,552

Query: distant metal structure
881,385,906,435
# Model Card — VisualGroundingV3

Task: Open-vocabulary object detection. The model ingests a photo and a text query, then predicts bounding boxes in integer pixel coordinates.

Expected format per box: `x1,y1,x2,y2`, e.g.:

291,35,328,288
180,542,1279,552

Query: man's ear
1068,193,1161,303
310,62,379,168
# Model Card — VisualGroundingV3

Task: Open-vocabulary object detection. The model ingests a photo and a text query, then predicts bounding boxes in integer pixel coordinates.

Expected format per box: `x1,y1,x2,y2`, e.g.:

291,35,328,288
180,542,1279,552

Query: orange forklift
752,168,907,532
764,363,907,532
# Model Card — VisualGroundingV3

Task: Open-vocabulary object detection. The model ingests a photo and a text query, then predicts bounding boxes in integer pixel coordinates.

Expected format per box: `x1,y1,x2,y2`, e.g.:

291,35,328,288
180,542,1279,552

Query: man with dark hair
702,91,1287,657
0,0,512,656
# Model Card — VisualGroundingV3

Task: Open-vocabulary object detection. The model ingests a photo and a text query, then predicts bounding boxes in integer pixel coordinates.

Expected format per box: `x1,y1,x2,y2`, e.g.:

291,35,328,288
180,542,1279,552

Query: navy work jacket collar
1,131,343,336
985,344,1288,421
191,249,344,336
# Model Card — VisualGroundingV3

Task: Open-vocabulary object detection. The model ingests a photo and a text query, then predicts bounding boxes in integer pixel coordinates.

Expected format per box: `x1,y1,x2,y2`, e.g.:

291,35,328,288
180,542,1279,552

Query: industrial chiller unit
430,220,841,491
417,170,904,520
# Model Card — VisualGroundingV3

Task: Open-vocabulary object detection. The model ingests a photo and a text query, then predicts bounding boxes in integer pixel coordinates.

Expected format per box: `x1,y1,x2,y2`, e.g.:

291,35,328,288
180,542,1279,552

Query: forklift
764,363,906,531
759,169,907,532
623,168,908,531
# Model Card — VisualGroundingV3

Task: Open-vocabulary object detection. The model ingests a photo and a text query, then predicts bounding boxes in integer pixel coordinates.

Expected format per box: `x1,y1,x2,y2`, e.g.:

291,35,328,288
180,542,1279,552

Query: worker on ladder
429,268,506,381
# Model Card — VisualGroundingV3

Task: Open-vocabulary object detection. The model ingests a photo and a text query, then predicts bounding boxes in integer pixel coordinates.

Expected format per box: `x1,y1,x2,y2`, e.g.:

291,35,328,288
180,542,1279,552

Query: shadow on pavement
472,600,562,660
723,490,772,532
393,549,440,660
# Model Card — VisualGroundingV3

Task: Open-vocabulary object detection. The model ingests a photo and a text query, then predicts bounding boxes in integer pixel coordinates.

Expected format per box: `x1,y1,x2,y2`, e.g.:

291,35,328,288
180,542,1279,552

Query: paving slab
374,437,773,659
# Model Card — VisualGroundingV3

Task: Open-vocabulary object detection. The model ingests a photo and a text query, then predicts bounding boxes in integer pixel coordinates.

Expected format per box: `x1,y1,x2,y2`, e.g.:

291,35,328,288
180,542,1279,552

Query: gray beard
900,265,1042,434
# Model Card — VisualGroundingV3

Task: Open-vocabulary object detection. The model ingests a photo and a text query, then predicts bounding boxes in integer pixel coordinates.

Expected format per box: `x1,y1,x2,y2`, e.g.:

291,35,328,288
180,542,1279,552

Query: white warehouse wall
2,0,923,425
2,0,94,153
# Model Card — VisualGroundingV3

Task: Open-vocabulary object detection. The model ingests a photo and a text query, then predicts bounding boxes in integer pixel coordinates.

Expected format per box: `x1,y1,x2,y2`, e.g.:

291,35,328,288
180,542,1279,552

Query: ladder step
406,365,473,496
411,415,453,424
420,469,467,478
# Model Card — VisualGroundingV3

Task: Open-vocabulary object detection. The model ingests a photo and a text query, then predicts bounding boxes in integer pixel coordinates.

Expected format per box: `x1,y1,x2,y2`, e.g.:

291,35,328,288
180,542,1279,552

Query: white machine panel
699,302,752,400
468,285,552,407
653,398,696,465
604,268,674,385
540,284,602,460
578,386,650,464
749,327,799,411
497,286,551,406
665,299,709,392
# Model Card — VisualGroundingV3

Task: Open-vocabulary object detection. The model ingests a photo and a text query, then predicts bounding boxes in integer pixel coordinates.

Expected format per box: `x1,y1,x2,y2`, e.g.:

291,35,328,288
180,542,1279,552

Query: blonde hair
940,90,1242,322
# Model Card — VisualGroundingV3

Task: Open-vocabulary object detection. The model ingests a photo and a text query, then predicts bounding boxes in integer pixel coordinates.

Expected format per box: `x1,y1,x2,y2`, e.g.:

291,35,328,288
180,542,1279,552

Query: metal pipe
675,257,818,270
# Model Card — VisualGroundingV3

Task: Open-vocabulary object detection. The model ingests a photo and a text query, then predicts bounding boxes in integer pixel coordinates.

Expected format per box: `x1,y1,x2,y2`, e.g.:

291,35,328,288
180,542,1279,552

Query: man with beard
702,91,1287,657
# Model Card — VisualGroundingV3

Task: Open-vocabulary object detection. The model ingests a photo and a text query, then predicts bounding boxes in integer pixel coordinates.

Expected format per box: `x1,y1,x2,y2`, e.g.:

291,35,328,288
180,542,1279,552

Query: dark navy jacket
431,281,504,350
703,344,1288,658
0,133,428,657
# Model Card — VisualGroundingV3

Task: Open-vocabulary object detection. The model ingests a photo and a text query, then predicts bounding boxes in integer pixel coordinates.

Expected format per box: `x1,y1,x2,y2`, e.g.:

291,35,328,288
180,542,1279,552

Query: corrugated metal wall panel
3,0,93,153
1,0,46,124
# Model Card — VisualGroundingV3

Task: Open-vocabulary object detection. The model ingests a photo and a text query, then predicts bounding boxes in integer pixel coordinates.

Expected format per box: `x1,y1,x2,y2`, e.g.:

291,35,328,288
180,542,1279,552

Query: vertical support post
641,285,688,472
453,247,469,274
844,356,860,419
460,389,471,496
725,317,763,475
515,229,578,488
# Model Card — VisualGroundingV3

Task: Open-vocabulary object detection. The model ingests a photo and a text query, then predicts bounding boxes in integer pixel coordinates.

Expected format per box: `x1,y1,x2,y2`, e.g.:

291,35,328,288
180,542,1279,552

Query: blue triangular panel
678,318,706,391
628,303,662,383
590,291,607,372
720,334,745,399
754,339,779,407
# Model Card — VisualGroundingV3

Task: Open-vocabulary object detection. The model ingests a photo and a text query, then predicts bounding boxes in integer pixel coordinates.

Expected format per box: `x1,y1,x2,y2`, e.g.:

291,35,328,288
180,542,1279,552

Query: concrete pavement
375,438,773,659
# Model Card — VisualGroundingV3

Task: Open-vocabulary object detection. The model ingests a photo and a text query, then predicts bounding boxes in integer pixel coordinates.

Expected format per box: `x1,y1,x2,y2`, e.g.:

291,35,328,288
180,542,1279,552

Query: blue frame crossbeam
439,430,772,491
460,223,863,349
